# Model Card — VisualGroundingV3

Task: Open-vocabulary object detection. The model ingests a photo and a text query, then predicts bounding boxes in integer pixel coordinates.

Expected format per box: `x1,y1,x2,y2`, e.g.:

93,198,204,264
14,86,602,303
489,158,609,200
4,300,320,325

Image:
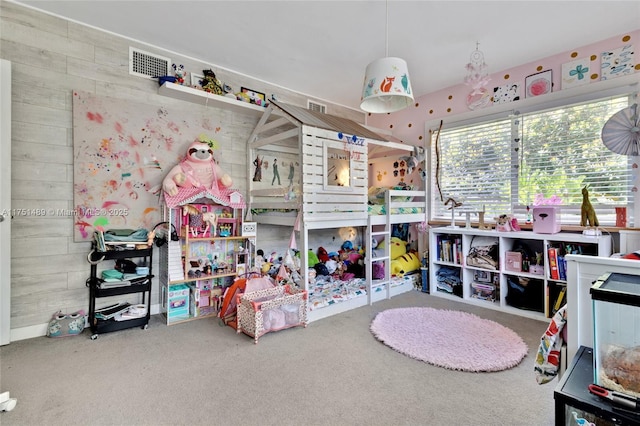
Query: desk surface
554,346,640,425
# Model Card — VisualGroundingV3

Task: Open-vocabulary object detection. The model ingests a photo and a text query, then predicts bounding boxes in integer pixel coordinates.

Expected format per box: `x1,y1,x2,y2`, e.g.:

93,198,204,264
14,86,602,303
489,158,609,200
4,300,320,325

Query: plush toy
391,252,421,277
317,246,329,263
172,63,186,85
201,69,224,95
494,214,513,232
162,140,233,196
378,237,408,260
378,236,415,277
399,146,426,175
307,249,319,268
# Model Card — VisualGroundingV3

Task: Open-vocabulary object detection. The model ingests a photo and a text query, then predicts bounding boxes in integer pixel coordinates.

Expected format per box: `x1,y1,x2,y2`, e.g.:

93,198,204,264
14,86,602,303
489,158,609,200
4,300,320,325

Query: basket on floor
236,285,308,344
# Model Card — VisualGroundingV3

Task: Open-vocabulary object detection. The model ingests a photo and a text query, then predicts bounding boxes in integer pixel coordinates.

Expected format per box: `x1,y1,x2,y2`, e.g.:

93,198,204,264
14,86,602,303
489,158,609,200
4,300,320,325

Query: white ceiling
14,0,640,111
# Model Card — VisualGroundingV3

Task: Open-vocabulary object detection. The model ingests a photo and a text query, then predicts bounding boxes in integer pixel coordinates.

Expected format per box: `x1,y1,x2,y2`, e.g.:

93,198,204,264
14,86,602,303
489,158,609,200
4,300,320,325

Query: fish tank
590,272,640,398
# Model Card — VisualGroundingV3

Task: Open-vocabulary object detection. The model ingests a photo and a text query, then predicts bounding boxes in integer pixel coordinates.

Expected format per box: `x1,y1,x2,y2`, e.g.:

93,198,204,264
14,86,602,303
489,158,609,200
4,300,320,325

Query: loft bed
246,100,427,321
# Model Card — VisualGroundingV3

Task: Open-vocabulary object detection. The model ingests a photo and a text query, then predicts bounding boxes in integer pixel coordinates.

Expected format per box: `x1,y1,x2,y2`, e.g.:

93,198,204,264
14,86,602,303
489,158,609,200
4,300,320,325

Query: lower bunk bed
249,188,427,322
307,273,419,322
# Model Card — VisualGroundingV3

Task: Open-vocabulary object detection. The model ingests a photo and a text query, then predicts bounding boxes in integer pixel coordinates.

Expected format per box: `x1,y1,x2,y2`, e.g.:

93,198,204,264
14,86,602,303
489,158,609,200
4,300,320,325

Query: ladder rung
371,231,389,237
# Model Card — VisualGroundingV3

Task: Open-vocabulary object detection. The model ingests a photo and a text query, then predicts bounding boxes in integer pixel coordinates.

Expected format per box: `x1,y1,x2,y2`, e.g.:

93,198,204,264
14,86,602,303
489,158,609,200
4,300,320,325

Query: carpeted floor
0,291,557,426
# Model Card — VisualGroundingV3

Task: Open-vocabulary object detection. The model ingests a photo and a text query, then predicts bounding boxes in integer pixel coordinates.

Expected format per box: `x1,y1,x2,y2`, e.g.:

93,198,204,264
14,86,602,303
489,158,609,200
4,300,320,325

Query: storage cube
532,207,561,234
236,285,308,344
470,282,496,302
591,272,640,398
505,251,523,272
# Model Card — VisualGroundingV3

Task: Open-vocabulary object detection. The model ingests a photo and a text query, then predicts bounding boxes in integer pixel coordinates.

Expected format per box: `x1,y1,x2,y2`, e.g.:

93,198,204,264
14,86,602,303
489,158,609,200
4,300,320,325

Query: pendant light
360,0,414,113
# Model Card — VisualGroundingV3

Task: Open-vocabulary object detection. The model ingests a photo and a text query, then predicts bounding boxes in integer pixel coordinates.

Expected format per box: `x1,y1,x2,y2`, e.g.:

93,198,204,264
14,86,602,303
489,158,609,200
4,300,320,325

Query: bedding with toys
255,234,422,314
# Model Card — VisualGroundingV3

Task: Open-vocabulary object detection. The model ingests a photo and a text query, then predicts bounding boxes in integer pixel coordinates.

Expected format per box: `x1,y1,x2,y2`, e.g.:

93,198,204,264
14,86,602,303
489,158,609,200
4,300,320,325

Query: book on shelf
547,247,560,280
94,231,106,252
95,302,131,320
98,279,131,289
437,237,461,264
552,286,567,315
557,255,567,280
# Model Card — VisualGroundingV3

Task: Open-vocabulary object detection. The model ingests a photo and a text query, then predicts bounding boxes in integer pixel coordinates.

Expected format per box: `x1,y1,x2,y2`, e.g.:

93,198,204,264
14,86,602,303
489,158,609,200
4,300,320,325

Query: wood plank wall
0,1,365,335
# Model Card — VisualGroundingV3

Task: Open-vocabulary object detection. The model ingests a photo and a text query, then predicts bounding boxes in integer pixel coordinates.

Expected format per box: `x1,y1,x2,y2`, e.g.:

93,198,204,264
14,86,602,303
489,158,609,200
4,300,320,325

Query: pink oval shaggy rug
370,307,528,372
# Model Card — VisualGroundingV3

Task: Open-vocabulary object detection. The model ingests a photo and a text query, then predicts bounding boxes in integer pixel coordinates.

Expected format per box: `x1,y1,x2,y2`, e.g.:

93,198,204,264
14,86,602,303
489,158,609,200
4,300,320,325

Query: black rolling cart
87,243,153,339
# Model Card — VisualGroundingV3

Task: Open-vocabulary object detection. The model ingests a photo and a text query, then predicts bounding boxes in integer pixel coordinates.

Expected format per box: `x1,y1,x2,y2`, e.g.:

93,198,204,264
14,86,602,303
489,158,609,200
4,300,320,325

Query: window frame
426,79,639,227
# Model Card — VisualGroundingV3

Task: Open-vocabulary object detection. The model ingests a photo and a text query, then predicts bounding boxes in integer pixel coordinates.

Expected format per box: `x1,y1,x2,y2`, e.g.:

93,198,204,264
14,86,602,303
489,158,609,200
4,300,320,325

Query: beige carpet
0,291,557,426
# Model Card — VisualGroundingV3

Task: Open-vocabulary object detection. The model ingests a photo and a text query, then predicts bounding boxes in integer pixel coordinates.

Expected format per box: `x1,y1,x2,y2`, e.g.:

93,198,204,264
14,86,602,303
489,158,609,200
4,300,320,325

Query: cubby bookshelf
429,227,612,320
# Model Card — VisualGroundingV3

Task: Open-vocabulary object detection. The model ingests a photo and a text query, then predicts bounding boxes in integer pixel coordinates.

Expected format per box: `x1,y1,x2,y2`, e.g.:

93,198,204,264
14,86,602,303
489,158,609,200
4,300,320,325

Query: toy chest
590,272,640,398
236,285,308,344
532,207,561,234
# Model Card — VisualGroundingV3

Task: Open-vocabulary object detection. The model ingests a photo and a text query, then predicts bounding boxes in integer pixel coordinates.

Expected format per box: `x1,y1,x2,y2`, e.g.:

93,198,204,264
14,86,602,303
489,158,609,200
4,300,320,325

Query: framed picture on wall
240,87,266,105
525,70,552,98
190,73,203,87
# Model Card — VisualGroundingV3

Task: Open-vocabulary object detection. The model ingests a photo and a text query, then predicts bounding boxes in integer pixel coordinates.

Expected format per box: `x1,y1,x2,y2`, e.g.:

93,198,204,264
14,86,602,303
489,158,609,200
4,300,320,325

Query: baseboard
7,303,162,343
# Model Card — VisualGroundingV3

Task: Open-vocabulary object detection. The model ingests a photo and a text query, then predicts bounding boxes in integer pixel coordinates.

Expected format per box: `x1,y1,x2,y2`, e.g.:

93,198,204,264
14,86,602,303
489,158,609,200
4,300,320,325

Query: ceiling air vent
129,47,171,79
308,100,327,114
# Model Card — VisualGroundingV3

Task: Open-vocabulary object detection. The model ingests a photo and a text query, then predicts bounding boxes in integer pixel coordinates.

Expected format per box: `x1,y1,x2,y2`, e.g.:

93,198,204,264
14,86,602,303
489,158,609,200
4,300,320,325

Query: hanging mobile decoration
464,43,492,110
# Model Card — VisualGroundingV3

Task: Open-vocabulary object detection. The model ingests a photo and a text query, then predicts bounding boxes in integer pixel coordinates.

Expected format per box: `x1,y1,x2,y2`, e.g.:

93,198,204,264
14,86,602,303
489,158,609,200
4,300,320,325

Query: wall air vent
129,47,171,79
308,100,327,114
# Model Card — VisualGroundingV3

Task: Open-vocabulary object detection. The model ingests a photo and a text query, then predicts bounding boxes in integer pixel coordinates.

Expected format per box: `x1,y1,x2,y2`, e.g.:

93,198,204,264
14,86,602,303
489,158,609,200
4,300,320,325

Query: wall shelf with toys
158,82,266,114
429,227,612,321
158,202,256,326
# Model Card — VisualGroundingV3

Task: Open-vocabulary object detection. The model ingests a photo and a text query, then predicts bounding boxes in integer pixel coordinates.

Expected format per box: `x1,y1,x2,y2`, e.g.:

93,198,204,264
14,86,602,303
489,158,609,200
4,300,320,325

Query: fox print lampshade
360,57,414,114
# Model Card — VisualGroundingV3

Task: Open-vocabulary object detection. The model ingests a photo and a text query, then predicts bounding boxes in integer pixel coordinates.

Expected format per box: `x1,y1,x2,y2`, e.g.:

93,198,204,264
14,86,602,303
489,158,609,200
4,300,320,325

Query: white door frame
0,59,12,345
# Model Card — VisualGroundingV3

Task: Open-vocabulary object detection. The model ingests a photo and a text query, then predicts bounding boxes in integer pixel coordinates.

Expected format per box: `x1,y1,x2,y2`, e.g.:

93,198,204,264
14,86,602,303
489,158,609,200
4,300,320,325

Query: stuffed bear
162,141,233,196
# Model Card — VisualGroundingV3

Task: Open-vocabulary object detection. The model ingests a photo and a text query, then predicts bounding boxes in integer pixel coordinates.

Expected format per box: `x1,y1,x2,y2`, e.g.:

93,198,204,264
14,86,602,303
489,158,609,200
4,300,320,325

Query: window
323,141,353,191
430,95,634,226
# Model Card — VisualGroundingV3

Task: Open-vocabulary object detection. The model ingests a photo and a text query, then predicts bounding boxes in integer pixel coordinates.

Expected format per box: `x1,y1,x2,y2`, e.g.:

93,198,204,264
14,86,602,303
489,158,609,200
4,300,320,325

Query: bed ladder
366,191,392,304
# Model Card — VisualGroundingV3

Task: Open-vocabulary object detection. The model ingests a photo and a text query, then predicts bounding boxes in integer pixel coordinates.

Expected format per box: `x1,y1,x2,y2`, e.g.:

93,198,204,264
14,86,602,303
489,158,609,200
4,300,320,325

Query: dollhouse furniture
158,186,255,325
246,100,428,322
236,285,308,344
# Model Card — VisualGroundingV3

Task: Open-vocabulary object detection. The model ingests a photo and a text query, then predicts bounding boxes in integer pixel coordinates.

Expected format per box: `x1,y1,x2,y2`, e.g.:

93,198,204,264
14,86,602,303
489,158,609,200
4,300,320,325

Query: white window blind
431,95,633,225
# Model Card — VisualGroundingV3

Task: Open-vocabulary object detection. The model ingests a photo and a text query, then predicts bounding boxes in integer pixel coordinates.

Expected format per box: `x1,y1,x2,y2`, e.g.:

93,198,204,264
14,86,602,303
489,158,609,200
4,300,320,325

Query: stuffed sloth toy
163,141,233,196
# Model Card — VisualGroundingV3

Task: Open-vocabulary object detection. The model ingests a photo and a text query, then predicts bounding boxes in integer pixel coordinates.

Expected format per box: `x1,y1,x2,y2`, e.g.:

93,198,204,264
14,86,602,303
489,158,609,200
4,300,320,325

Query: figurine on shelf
172,63,186,85
201,69,224,96
202,211,217,237
580,185,599,227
